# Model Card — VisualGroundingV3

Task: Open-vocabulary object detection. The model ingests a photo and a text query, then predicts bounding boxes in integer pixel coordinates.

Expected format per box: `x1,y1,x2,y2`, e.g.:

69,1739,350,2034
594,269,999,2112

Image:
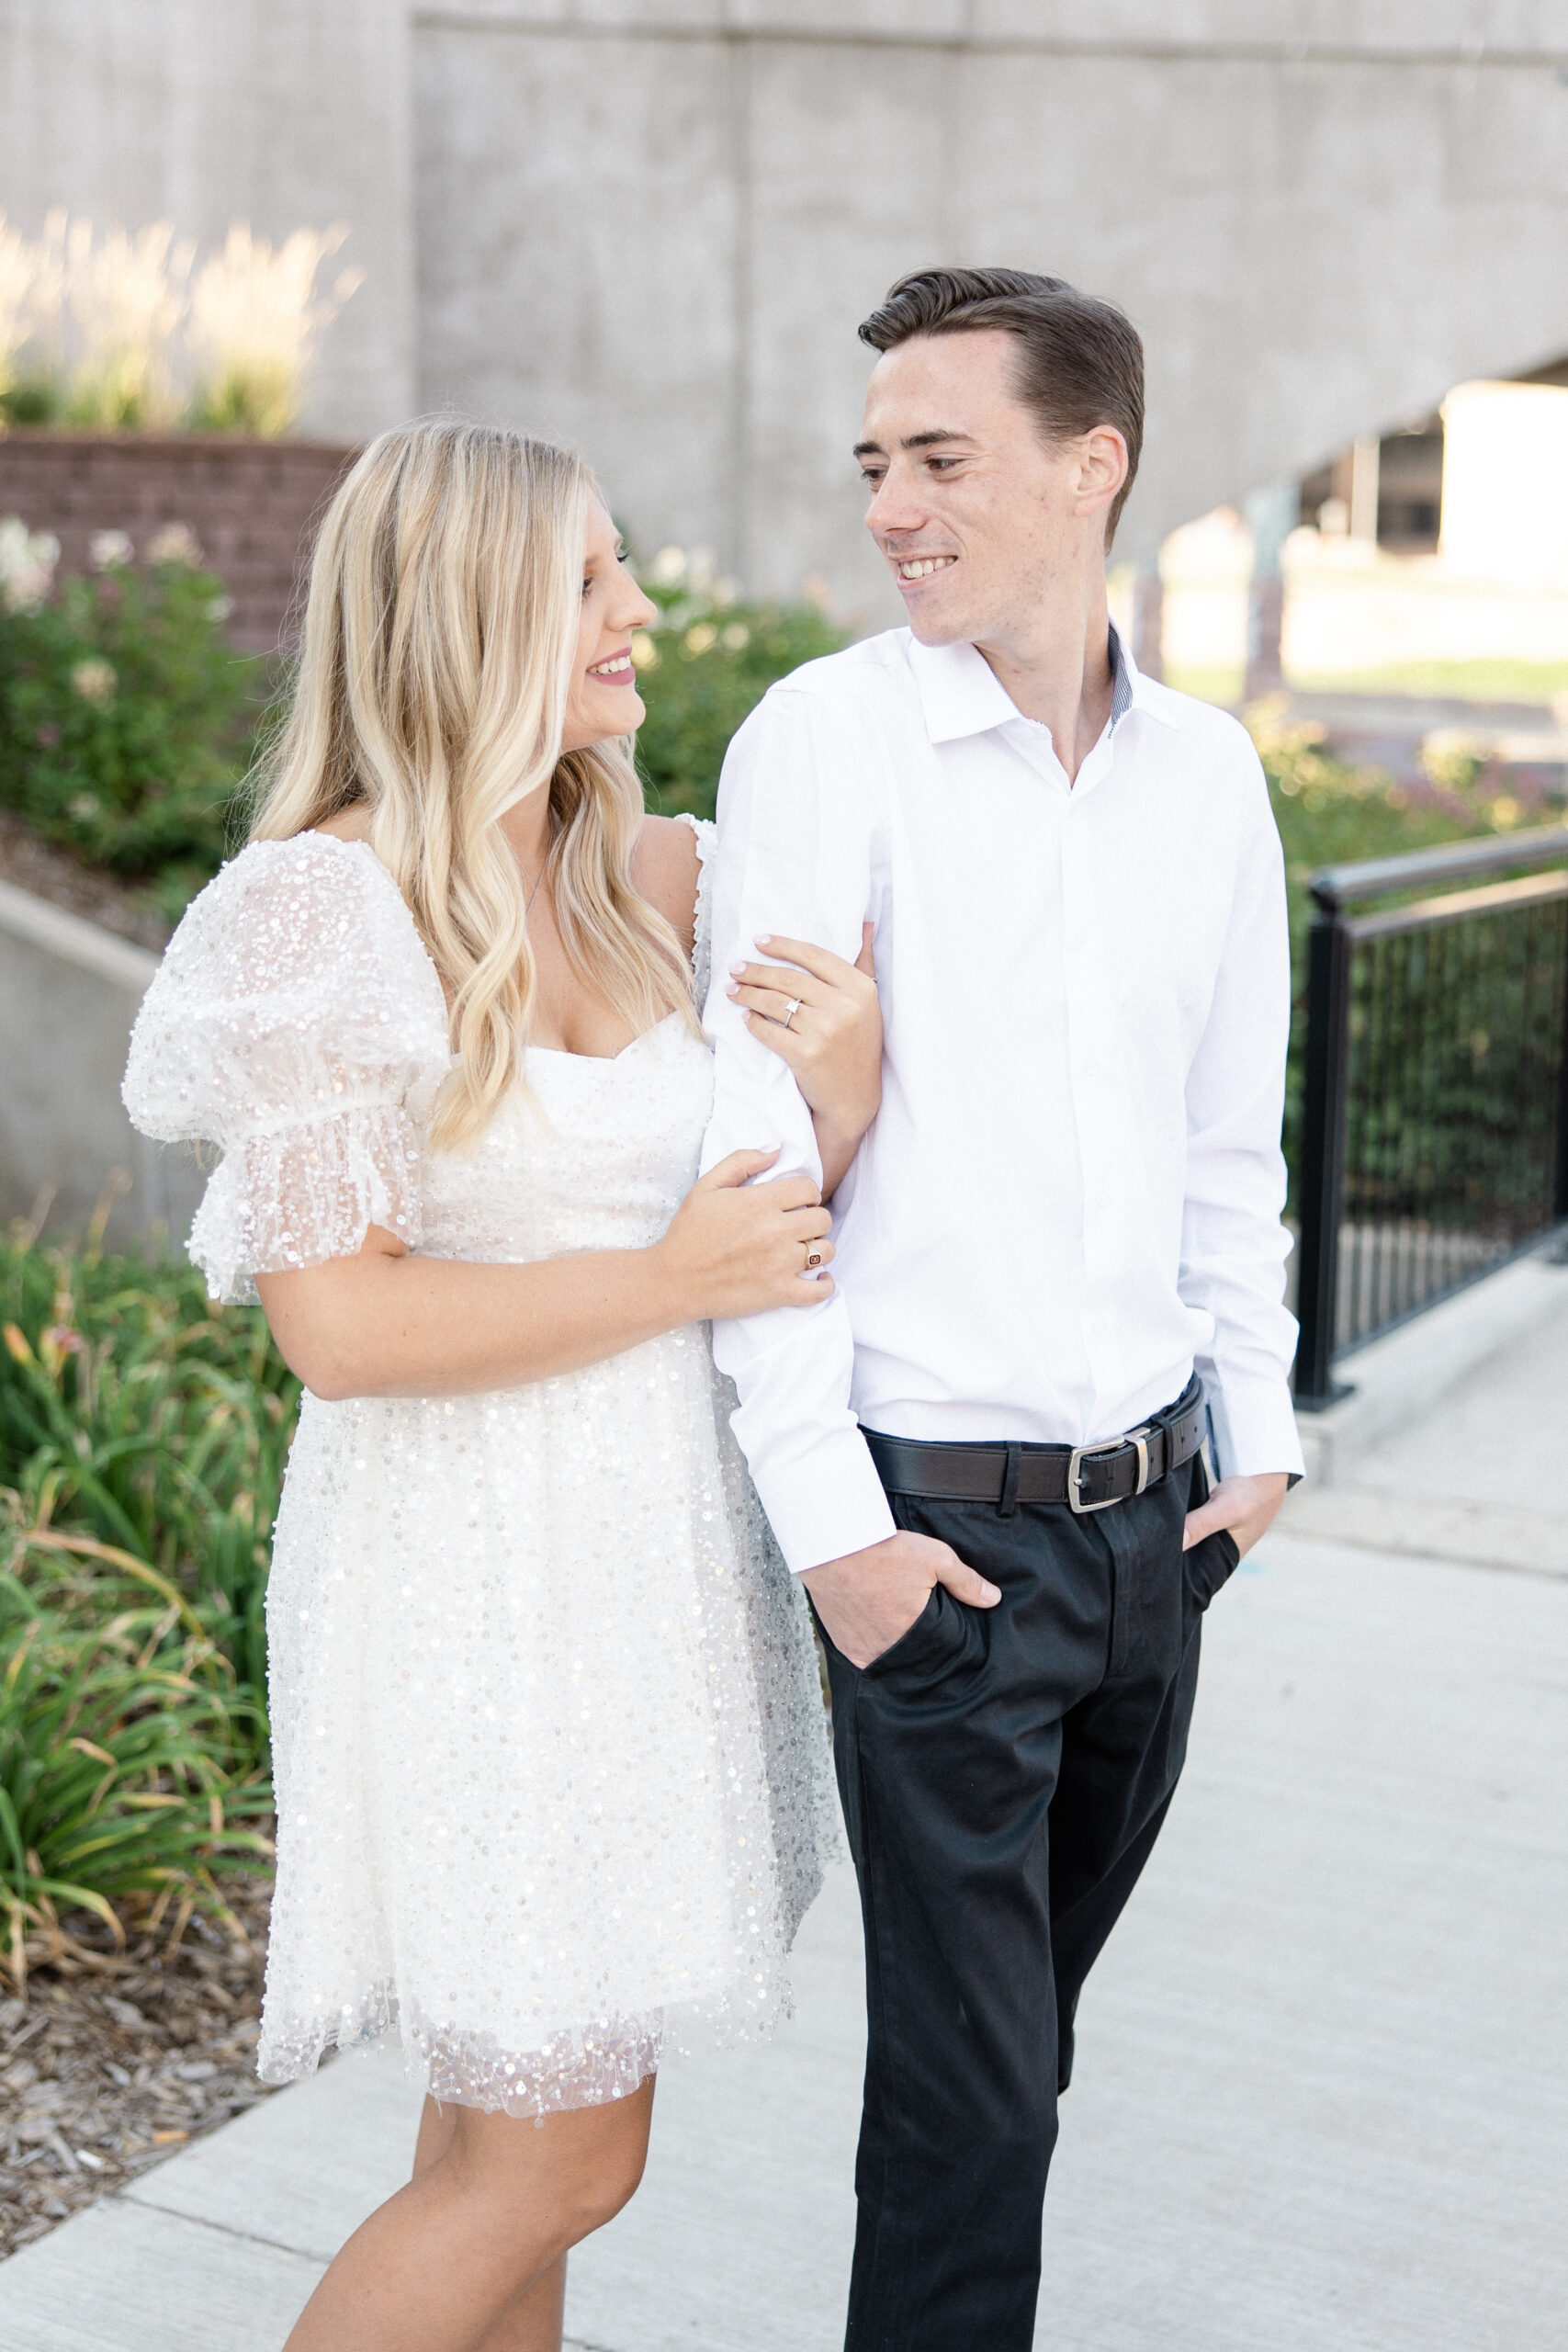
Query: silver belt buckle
1066,1425,1154,1514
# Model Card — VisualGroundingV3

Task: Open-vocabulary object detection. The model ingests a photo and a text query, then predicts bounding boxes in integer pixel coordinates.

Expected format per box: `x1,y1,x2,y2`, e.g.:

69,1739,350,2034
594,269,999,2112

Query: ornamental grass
0,1217,296,1985
0,209,359,436
186,222,363,440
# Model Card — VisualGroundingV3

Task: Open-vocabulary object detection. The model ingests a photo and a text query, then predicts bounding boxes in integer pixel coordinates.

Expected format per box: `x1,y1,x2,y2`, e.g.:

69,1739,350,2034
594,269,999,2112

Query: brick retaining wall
0,432,358,655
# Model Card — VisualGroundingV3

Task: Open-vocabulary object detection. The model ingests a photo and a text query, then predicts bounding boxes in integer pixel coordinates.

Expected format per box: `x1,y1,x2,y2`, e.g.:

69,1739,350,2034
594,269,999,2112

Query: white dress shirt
699,625,1304,1577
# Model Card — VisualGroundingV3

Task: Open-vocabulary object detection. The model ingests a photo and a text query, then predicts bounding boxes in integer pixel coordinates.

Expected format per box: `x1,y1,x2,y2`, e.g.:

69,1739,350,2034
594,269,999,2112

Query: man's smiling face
855,327,1114,651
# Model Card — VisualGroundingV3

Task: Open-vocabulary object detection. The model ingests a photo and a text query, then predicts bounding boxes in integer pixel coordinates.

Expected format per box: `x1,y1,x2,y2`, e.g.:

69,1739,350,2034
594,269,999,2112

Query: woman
123,420,883,2352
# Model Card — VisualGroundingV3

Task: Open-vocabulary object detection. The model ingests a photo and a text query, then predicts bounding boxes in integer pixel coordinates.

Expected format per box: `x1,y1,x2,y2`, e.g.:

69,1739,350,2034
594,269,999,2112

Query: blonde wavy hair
249,419,698,1149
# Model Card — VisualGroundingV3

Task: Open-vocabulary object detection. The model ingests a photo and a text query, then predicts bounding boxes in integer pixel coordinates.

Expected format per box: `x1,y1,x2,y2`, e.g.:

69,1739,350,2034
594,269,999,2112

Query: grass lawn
1286,660,1568,706
1164,661,1568,711
1161,665,1244,707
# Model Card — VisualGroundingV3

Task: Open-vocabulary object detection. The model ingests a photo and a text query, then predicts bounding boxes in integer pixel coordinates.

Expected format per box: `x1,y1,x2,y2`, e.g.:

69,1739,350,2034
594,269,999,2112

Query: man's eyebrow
852,429,976,458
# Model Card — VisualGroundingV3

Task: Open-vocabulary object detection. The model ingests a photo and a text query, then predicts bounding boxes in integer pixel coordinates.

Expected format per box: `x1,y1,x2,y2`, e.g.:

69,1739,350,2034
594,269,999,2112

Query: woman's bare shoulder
307,801,374,844
632,813,701,947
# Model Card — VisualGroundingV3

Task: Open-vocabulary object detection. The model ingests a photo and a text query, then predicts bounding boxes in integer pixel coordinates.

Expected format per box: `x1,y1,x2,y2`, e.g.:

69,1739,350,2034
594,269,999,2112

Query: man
700,267,1303,2350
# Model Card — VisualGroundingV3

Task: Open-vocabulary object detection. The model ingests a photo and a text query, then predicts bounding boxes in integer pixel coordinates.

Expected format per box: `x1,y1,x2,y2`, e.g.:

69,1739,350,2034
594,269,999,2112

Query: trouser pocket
861,1581,973,1679
1184,1523,1239,1610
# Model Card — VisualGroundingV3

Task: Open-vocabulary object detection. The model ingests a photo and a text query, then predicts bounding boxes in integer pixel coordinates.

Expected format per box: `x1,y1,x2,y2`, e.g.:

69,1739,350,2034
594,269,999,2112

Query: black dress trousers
814,1442,1239,2352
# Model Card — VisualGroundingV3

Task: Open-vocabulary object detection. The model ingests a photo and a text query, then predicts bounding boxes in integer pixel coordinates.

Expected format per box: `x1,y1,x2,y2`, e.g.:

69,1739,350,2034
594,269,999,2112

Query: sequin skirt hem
256,1968,794,2120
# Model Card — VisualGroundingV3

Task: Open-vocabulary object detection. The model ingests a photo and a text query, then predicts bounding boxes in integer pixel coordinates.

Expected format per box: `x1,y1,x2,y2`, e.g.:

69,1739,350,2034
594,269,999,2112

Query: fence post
1294,886,1353,1405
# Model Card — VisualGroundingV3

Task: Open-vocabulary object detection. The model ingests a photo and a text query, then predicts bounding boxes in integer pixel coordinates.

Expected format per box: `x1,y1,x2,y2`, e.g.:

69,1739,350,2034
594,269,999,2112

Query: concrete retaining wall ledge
0,878,203,1250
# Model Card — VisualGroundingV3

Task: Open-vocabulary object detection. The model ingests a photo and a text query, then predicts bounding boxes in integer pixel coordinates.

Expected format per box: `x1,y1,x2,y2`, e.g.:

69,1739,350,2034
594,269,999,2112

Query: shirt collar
906,618,1181,747
904,634,1020,745
1111,623,1188,731
1108,618,1134,728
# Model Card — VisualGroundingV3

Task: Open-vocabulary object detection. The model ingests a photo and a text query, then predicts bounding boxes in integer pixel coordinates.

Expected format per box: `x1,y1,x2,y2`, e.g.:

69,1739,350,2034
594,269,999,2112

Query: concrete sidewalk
3,1256,1565,2349
1284,1250,1568,1580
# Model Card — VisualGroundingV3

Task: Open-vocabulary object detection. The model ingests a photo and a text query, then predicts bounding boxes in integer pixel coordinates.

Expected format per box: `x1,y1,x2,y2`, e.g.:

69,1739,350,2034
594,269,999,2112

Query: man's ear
1074,425,1129,523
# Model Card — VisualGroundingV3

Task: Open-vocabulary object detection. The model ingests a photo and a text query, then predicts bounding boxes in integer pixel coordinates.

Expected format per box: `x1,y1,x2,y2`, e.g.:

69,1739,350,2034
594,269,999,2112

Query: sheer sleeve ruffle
679,813,717,1010
184,1107,424,1306
123,835,450,1303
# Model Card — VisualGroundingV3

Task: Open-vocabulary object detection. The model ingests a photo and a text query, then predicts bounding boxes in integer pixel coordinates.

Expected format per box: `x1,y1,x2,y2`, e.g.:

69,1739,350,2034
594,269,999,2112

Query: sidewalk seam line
113,2190,330,2267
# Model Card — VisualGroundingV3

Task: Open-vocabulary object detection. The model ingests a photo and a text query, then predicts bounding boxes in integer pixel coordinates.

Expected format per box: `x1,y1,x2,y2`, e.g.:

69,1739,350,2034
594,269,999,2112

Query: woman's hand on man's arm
725,923,882,1195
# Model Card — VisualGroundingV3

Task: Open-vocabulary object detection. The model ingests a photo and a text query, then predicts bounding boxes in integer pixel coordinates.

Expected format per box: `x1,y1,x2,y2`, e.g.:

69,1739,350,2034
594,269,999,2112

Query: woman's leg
413,2092,457,2175
410,2098,568,2352
284,2075,655,2352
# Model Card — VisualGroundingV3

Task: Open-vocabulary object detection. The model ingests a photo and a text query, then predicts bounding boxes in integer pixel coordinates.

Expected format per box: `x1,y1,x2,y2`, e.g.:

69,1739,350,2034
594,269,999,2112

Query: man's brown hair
858,267,1145,546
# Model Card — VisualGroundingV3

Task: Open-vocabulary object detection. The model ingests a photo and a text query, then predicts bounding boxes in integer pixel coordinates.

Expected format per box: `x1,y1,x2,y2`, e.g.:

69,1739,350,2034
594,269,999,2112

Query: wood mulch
0,808,172,951
0,1878,276,2260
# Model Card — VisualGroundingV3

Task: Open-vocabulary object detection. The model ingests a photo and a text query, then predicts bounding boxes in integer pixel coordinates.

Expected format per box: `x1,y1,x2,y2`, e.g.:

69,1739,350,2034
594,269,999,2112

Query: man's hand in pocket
1182,1472,1290,1562
802,1532,1000,1669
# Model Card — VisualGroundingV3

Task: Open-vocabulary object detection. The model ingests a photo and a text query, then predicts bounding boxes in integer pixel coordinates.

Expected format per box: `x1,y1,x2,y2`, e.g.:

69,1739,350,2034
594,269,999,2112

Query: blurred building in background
1155,374,1568,684
3,3,1567,633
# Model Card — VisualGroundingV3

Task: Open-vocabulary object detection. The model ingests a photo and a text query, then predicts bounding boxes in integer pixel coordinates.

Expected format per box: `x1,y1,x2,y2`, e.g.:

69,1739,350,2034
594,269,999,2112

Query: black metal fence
1294,825,1568,1405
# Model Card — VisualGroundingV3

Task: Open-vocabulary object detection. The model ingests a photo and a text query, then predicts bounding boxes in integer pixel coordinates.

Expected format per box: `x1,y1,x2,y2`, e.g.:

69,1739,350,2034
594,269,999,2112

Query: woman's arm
724,929,883,1195
634,818,883,1194
256,1148,833,1402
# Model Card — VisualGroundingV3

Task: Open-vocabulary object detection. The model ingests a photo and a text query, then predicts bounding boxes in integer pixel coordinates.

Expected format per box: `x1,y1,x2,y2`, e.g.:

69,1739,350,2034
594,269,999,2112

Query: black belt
863,1378,1206,1516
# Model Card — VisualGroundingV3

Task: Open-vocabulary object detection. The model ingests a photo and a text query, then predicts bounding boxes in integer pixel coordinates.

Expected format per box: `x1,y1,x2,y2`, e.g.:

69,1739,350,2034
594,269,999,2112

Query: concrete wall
3,2,1566,615
413,4,1568,618
0,0,417,441
0,881,203,1249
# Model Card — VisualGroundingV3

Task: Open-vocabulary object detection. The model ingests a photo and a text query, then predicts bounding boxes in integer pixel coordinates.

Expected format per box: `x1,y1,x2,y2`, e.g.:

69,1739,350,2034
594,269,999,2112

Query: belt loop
999,1442,1021,1518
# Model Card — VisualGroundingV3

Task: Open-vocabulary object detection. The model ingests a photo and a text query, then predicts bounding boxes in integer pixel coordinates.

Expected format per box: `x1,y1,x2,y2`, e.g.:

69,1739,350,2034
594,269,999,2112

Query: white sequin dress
122,824,835,2118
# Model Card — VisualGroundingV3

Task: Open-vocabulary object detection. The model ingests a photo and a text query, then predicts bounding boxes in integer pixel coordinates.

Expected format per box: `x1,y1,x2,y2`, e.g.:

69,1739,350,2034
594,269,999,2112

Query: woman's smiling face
559,498,658,752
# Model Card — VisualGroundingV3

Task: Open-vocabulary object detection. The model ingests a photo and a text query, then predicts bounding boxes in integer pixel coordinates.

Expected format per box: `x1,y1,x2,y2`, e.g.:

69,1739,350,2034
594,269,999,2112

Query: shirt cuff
748,1423,897,1576
1204,1368,1307,1482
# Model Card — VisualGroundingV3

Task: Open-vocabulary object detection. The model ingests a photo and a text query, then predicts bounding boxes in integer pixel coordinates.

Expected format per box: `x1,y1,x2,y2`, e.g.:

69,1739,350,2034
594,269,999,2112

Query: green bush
0,545,270,926
0,377,63,427
0,536,838,927
632,550,848,820
0,1233,293,1966
1249,700,1516,1195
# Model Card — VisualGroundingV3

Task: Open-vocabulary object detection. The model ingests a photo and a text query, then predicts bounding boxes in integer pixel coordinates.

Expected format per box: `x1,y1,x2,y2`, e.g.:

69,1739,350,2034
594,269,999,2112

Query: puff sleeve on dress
123,834,448,1304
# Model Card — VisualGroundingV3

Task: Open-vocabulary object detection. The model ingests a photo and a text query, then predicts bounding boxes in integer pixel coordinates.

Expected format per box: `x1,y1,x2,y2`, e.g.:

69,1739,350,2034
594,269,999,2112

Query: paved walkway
3,1258,1565,2350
